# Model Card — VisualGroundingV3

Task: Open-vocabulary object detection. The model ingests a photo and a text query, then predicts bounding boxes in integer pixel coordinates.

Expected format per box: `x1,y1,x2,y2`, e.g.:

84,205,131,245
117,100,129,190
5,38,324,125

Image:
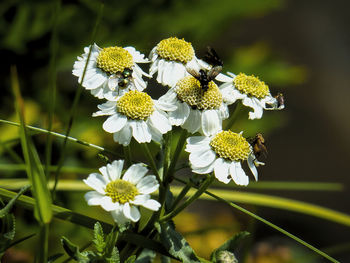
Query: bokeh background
0,0,349,262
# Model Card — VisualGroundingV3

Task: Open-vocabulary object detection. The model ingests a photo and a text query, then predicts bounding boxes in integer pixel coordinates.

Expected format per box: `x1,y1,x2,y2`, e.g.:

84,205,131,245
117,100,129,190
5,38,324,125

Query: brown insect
250,133,268,159
275,93,285,108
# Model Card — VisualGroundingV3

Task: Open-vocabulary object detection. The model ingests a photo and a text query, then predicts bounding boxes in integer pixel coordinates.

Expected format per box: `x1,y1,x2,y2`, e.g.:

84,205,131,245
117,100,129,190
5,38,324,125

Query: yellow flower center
175,76,222,110
105,179,138,204
210,131,251,162
234,73,269,99
96,46,134,75
117,90,154,120
156,37,194,64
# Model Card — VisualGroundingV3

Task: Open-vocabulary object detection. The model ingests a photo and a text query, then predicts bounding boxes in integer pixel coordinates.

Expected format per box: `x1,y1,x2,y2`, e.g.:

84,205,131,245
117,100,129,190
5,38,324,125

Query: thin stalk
165,129,187,182
141,143,161,183
174,177,340,263
160,174,214,222
170,181,192,210
45,0,60,179
36,223,49,263
51,3,104,200
224,101,243,130
0,119,119,156
0,141,23,163
123,146,132,167
162,132,172,179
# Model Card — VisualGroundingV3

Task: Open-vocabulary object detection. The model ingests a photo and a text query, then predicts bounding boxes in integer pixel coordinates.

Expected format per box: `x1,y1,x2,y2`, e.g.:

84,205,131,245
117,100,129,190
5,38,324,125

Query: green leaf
160,255,171,263
125,255,136,263
0,213,15,257
93,222,105,253
106,247,120,263
135,249,156,263
0,185,30,218
61,236,89,262
211,232,250,262
11,67,52,224
8,233,35,249
155,222,200,263
105,226,119,258
47,253,64,263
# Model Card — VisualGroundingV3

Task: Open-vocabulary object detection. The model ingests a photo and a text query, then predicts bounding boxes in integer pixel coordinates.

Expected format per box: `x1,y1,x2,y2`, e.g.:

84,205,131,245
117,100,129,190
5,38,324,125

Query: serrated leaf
211,231,250,262
105,226,119,258
155,222,200,263
0,185,30,218
93,221,105,253
135,249,156,263
160,255,171,263
61,236,89,262
106,247,120,263
0,213,16,257
125,255,136,263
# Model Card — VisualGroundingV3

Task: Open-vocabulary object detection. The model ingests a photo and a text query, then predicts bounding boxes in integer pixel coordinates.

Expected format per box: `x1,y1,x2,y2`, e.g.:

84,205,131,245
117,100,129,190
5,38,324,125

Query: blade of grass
0,119,119,156
174,177,340,263
11,66,53,263
52,3,104,199
0,164,95,174
45,0,61,179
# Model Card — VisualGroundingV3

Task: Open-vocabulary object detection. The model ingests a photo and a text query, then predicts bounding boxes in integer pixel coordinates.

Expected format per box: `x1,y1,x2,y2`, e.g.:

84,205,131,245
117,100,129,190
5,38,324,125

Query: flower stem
165,129,188,183
160,173,214,222
123,145,132,167
162,132,172,180
170,181,192,210
224,101,243,130
141,143,161,184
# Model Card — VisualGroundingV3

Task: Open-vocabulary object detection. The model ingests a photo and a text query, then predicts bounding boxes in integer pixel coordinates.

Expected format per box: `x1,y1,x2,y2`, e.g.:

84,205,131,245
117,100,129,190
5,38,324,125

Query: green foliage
134,249,156,263
155,221,201,263
211,232,250,262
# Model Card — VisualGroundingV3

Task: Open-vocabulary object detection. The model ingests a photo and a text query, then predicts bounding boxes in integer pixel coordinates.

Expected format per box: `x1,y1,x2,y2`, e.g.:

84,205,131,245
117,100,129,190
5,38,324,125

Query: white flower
73,43,149,99
93,90,177,145
161,75,230,136
84,160,161,223
218,72,284,120
185,131,260,186
149,37,197,88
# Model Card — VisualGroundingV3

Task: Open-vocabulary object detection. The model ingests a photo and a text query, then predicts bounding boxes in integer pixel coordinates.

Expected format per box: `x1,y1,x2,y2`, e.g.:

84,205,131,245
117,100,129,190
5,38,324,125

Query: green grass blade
0,185,30,218
11,66,53,224
0,119,119,156
52,3,105,199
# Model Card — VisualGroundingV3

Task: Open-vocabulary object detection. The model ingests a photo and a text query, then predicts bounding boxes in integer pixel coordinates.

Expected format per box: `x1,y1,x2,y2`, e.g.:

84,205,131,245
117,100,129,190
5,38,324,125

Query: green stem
36,223,49,263
165,129,188,183
123,146,132,167
141,143,161,183
224,101,243,130
0,119,119,156
162,132,172,179
160,174,214,222
170,181,192,210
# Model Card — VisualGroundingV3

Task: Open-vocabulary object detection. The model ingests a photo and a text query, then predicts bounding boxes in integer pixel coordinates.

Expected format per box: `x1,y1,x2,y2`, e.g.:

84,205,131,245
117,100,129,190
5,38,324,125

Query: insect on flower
249,133,267,167
275,92,285,108
186,46,223,92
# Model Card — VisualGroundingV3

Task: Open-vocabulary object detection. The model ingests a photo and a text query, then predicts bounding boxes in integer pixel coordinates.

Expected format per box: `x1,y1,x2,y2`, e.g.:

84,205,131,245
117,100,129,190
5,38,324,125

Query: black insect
186,47,223,92
275,92,285,108
116,68,133,88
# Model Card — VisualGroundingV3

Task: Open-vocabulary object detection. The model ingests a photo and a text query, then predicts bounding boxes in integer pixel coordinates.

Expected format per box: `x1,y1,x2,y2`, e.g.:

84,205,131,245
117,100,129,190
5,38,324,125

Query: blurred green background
0,0,349,262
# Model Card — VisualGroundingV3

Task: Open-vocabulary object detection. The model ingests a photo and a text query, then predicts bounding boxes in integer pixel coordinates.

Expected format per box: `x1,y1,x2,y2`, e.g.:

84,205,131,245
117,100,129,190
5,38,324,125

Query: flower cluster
73,37,284,223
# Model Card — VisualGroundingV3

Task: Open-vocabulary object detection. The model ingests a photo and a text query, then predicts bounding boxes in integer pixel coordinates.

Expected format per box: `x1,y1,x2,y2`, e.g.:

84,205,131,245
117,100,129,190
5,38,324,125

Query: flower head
73,43,149,99
84,160,161,223
162,75,229,136
185,130,260,186
218,72,284,120
149,37,197,88
93,90,176,145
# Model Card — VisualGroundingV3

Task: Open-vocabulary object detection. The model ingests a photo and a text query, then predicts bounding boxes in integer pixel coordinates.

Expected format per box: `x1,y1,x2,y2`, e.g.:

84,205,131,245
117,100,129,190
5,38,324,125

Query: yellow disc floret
234,73,269,99
175,76,222,110
97,46,134,74
117,90,154,120
105,179,138,204
156,37,194,64
210,131,251,162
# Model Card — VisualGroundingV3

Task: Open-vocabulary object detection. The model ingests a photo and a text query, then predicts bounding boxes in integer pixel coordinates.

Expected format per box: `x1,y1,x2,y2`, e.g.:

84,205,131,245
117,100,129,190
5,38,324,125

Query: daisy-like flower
185,130,259,186
219,72,285,120
93,90,176,145
73,43,149,99
84,160,161,223
149,37,197,88
161,75,229,136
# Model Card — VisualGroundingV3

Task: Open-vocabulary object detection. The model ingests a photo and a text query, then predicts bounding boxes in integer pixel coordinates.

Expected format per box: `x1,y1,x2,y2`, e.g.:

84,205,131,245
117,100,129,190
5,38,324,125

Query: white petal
107,160,124,181
229,162,249,186
110,207,129,224
83,173,107,194
130,121,152,143
149,111,171,134
248,154,258,181
123,163,148,184
130,194,150,206
103,113,127,133
185,136,211,153
137,175,159,194
182,109,201,133
191,162,215,174
124,46,149,63
100,196,120,211
84,191,104,206
189,148,216,168
215,73,234,82
141,199,161,211
123,203,141,222
242,97,264,120
213,158,231,184
201,110,221,136
169,101,190,126
113,124,132,146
